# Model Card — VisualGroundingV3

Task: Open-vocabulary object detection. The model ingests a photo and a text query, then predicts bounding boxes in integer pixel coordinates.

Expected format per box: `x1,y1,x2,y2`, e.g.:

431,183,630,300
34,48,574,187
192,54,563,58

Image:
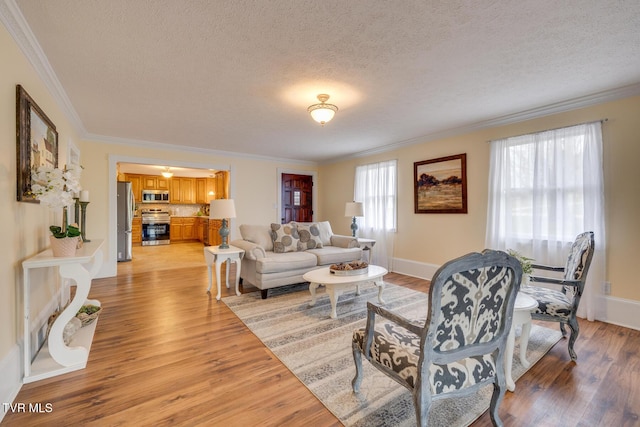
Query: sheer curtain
486,122,605,320
354,160,397,270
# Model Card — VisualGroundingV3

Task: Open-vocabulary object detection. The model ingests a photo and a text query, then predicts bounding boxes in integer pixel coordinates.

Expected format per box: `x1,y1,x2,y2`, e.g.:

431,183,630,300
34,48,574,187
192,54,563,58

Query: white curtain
354,160,397,270
486,122,606,320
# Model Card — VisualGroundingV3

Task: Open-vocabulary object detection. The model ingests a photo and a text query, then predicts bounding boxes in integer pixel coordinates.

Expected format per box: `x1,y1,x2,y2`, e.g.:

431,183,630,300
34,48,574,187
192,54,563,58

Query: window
354,160,397,232
486,121,605,320
354,160,397,269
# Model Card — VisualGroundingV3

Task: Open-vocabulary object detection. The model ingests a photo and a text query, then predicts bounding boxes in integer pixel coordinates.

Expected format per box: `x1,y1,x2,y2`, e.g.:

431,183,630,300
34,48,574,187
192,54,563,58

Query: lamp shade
308,94,338,125
210,199,236,219
345,201,364,217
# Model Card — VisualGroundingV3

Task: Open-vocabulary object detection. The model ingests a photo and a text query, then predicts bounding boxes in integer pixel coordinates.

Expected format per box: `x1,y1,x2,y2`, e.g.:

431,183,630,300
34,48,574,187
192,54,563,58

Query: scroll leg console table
22,239,104,383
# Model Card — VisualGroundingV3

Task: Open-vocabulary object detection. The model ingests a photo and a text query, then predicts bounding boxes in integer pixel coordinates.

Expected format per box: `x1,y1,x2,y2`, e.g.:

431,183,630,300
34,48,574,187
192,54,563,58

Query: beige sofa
230,221,362,299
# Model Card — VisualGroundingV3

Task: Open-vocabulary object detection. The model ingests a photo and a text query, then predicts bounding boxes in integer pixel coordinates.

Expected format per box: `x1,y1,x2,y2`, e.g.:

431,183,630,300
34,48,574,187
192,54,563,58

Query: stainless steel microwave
141,189,170,203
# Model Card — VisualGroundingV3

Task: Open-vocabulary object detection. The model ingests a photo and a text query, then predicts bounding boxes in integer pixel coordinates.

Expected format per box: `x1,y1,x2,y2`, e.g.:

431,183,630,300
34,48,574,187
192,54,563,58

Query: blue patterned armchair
352,250,522,427
520,231,595,361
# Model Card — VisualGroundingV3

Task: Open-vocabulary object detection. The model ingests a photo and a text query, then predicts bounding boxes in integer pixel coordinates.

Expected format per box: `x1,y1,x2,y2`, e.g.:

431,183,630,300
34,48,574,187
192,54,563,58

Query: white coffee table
304,265,387,318
505,292,538,391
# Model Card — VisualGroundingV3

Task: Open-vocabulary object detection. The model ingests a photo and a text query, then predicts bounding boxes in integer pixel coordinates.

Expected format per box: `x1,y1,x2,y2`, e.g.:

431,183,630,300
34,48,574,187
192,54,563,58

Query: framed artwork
16,84,58,202
414,153,467,214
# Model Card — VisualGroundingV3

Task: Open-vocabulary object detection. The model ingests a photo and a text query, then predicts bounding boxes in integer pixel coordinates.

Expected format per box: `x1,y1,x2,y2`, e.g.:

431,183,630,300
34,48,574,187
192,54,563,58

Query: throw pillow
270,223,299,253
296,223,323,250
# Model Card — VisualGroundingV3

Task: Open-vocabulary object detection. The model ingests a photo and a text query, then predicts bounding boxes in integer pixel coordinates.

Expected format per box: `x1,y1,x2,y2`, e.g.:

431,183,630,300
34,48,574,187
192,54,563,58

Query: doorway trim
102,154,235,278
276,168,317,224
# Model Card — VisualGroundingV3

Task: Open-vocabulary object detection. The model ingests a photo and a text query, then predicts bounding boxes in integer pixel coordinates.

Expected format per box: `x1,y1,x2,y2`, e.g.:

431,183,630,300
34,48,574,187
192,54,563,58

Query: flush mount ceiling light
161,167,173,178
308,94,338,125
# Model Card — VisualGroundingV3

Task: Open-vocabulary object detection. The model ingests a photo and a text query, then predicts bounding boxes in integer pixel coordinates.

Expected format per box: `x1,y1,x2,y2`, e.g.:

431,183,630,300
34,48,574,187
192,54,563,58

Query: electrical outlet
603,281,611,295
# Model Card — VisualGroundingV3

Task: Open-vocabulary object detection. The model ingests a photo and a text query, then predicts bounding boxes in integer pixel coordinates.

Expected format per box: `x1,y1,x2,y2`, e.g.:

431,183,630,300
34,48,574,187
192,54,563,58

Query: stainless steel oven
141,208,170,245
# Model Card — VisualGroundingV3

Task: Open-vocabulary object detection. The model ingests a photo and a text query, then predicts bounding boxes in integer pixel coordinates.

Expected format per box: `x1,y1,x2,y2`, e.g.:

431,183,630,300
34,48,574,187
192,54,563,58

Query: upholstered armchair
352,250,522,427
520,231,595,361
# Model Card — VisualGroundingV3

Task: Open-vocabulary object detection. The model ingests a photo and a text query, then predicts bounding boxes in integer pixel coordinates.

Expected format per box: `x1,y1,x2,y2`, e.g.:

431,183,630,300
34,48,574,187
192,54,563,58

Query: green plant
507,249,534,275
49,224,81,239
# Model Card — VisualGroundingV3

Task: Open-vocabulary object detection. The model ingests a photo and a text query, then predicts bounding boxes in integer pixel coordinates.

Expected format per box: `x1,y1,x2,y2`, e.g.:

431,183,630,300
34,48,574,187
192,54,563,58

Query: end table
204,245,245,300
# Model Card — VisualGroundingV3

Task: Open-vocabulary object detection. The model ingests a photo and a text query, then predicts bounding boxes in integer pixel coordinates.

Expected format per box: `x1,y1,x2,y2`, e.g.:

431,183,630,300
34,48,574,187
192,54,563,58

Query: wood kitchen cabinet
124,174,142,203
170,178,196,204
209,219,222,246
142,176,170,190
170,217,197,242
195,178,217,204
132,217,142,244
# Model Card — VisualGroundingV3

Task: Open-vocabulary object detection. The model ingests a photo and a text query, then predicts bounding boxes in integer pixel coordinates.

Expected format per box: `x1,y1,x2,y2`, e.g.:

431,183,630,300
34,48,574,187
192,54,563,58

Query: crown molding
1,0,86,134
86,132,318,166
323,82,640,164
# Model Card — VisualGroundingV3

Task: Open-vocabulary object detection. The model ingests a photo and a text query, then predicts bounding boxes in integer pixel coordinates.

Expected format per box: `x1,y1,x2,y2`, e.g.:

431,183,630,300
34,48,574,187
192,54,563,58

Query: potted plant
507,249,534,284
31,165,82,256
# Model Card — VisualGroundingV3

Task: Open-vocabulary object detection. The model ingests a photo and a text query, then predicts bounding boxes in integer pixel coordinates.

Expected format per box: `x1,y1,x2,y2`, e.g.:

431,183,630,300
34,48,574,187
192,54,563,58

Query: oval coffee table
304,265,387,318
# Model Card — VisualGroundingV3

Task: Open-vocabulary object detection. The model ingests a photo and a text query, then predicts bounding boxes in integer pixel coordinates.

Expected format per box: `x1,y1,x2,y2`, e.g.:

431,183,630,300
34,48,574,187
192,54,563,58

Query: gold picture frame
16,84,58,202
414,153,467,214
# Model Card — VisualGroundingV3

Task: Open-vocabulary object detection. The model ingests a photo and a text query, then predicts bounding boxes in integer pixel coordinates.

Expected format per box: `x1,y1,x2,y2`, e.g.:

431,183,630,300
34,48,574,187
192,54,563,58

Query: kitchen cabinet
124,174,142,203
209,219,222,246
132,217,142,244
195,178,217,204
170,217,198,242
170,178,196,204
142,175,170,191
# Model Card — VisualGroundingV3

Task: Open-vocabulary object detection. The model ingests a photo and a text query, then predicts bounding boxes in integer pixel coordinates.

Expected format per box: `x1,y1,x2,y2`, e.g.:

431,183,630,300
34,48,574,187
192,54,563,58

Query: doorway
281,173,313,223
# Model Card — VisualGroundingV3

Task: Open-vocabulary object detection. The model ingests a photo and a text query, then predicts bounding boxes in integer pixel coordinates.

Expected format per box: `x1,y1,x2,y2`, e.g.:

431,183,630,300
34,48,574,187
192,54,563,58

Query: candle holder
74,198,80,225
80,201,91,242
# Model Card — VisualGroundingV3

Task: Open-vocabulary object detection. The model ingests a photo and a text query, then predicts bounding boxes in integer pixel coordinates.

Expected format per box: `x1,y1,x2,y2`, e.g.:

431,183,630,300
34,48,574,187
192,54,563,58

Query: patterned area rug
223,282,562,426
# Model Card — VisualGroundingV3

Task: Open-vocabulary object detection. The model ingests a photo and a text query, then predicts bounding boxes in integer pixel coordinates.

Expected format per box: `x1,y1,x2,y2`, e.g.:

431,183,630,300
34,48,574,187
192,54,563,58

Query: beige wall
1,24,84,359
319,95,640,303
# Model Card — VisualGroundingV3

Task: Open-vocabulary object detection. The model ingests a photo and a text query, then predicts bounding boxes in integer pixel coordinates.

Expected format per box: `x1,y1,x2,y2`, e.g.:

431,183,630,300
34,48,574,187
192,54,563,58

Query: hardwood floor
4,242,639,426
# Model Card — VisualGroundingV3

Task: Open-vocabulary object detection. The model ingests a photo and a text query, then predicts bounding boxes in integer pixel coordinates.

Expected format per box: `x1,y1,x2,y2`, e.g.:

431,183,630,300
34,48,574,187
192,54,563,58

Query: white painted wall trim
0,344,22,423
596,295,640,331
392,257,640,332
391,257,440,281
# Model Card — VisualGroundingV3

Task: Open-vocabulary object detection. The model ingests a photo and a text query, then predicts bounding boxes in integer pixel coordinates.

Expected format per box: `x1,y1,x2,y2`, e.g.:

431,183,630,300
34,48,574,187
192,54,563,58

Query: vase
50,236,79,257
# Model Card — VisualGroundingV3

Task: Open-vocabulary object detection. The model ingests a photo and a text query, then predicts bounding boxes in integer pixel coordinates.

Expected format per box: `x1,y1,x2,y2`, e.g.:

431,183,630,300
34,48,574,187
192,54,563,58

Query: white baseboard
0,344,22,423
596,295,640,331
391,257,440,281
392,257,640,332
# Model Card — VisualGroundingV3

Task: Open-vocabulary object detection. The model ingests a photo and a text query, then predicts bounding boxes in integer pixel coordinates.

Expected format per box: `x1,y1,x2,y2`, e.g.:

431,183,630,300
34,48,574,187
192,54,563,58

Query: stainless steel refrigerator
117,181,135,261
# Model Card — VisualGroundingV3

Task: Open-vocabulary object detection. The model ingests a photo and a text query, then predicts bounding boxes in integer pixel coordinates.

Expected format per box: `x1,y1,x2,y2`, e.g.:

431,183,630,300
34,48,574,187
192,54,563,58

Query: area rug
223,283,562,426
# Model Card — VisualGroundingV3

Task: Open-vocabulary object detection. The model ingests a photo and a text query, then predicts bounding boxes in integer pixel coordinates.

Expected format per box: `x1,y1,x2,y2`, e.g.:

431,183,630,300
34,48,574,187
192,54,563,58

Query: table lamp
344,201,364,237
210,199,236,249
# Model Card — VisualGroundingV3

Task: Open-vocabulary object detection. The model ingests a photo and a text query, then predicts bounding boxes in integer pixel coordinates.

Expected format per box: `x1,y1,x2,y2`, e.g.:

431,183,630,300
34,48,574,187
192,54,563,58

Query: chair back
423,250,522,361
563,231,595,286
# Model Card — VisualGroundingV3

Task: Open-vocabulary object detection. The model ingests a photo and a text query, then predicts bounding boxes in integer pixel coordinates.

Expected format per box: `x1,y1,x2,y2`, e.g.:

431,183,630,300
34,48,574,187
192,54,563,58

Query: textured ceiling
8,0,640,163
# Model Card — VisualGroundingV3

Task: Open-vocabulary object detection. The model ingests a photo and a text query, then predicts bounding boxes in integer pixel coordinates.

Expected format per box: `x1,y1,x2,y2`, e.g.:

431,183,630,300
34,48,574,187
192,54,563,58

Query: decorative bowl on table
329,261,369,276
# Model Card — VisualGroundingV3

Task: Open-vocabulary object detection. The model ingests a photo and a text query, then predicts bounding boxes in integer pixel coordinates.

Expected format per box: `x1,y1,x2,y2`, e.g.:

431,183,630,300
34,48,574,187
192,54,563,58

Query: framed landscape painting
414,153,467,213
16,84,58,202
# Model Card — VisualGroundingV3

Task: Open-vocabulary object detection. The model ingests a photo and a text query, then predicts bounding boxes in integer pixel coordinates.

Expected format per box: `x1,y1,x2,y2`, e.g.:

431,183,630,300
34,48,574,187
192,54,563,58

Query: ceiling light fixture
308,94,338,125
161,167,173,178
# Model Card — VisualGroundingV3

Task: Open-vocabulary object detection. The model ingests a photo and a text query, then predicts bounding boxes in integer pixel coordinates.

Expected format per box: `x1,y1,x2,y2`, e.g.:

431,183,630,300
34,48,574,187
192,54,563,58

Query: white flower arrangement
31,165,82,209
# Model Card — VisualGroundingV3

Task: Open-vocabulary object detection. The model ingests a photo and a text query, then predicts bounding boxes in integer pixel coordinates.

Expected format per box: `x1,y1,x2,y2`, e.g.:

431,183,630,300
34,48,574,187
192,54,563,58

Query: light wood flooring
4,242,639,426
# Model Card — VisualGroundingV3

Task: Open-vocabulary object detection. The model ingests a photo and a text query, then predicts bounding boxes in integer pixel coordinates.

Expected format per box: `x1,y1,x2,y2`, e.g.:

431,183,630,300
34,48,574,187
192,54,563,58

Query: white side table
505,292,538,392
22,239,104,383
357,238,376,263
204,245,245,300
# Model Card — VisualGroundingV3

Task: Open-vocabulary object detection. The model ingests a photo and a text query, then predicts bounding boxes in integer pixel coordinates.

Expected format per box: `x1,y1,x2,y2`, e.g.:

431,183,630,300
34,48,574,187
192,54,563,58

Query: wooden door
281,173,313,223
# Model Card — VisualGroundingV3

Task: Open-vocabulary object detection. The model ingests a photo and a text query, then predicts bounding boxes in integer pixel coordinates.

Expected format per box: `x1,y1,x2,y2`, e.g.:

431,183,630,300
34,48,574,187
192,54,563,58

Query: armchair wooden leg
352,342,364,392
567,317,580,361
489,380,505,427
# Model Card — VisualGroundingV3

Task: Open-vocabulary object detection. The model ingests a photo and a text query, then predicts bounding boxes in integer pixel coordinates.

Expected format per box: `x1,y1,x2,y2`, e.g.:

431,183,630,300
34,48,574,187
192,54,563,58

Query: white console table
22,239,104,383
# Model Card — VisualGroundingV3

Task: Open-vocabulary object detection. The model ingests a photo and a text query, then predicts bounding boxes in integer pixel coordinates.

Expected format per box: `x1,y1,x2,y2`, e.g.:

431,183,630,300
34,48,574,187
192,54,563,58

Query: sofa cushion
296,223,324,250
307,246,362,266
240,224,273,251
270,223,299,253
256,251,318,274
